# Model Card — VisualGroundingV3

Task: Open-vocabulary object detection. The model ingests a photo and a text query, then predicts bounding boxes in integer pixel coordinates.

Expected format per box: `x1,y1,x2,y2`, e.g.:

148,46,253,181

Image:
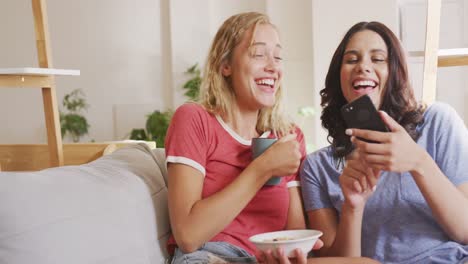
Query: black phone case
341,95,389,134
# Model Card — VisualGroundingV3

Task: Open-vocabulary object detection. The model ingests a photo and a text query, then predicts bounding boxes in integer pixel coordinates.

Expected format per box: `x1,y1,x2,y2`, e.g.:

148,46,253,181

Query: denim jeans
170,242,257,264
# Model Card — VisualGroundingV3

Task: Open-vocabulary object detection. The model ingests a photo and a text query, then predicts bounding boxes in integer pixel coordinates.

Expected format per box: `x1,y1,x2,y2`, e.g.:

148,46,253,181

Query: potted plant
129,63,201,147
60,89,90,142
129,110,173,148
182,63,201,101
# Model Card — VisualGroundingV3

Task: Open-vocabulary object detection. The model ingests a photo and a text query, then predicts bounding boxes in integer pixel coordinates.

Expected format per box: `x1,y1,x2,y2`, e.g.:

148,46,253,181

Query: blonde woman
165,12,377,264
165,11,306,263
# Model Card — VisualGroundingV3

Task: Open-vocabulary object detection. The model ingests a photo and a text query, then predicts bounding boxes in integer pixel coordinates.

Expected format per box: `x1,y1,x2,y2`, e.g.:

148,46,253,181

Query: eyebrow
344,49,387,55
251,42,282,49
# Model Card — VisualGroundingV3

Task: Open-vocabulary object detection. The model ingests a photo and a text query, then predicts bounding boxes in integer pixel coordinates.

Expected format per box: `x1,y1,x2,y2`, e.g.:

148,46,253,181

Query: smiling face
222,23,283,110
340,30,389,108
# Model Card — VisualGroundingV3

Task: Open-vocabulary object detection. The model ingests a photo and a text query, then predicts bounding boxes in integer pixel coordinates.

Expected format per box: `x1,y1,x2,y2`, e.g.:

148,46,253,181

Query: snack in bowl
249,229,323,258
263,236,295,242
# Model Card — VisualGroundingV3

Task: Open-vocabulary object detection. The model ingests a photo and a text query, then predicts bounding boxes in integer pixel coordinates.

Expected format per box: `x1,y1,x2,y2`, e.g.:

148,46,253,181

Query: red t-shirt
165,103,306,256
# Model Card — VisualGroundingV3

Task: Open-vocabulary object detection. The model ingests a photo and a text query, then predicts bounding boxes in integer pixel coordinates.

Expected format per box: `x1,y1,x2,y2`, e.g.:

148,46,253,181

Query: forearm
171,160,271,252
285,187,306,230
319,204,364,257
411,152,468,243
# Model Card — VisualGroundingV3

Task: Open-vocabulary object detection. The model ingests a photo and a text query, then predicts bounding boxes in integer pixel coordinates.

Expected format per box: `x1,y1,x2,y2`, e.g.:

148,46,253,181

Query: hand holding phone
341,95,389,142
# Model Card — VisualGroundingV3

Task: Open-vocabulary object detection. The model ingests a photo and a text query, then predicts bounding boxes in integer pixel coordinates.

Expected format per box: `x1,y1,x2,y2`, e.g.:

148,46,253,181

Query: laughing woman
165,12,307,263
301,21,468,263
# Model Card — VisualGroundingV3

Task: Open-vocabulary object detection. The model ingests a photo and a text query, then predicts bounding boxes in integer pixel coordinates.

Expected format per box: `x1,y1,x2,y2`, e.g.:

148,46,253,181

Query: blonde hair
198,12,293,136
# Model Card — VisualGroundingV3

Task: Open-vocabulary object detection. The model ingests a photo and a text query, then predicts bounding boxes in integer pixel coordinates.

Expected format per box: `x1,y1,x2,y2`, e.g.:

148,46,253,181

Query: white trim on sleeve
166,156,206,176
287,181,301,188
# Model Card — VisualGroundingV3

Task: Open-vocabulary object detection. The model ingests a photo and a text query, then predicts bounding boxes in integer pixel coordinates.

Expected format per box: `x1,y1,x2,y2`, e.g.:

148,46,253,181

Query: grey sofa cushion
0,143,170,264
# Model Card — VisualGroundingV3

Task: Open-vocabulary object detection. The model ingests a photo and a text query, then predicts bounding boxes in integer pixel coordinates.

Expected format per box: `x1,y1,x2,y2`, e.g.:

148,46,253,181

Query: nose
264,55,280,73
356,60,372,73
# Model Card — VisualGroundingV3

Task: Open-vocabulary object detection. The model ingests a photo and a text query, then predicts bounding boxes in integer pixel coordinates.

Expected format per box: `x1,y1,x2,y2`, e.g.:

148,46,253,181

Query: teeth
256,79,275,86
353,80,376,87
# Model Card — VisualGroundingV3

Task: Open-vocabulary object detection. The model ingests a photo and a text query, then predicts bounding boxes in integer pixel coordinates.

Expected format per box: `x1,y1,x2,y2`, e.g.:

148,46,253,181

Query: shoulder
420,102,464,131
167,103,216,139
292,125,305,141
293,125,304,136
165,103,213,155
424,102,460,123
303,146,335,169
173,102,207,117
417,102,468,150
301,146,338,185
172,103,213,123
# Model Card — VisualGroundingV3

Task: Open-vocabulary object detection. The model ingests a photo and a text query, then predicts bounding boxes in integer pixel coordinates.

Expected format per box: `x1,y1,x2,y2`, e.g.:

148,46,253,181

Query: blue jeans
170,242,257,264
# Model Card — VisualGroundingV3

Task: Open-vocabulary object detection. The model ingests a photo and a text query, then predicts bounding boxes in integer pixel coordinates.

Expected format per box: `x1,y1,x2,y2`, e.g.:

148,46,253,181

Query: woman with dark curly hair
300,21,468,263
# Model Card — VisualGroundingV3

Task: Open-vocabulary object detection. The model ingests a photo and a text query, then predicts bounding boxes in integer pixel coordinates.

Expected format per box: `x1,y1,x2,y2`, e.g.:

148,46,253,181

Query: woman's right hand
257,133,302,178
339,151,380,210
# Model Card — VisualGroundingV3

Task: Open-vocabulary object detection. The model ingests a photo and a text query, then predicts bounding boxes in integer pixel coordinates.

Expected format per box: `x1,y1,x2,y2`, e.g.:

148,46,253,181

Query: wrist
341,202,365,229
411,149,432,177
342,199,365,214
251,155,273,181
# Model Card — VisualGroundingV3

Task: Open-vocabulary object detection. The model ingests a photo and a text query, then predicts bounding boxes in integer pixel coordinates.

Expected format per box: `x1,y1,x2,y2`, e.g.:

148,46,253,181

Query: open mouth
352,79,377,93
255,78,275,89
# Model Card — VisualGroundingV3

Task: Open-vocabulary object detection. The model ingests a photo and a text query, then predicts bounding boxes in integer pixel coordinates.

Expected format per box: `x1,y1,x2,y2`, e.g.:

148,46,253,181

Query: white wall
266,0,315,150
1,1,47,143
169,0,212,108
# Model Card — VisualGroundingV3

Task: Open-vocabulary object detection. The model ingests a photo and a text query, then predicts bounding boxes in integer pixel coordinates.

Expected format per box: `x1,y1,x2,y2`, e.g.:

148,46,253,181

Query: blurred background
1,0,467,151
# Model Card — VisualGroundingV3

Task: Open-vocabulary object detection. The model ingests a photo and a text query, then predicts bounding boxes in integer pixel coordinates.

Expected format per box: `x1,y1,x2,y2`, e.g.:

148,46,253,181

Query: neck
222,105,260,140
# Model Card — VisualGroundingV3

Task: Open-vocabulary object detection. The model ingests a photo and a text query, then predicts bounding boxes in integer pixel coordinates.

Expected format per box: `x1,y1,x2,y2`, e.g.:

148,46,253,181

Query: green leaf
129,129,148,141
60,89,90,142
60,113,89,142
145,110,173,147
182,64,201,101
62,89,89,113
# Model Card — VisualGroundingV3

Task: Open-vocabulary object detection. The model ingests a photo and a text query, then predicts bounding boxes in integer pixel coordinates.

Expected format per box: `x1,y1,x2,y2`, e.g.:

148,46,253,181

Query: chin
258,103,274,110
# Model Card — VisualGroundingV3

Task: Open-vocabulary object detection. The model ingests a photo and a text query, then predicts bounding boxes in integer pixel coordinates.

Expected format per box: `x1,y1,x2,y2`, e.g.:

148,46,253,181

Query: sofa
0,143,171,264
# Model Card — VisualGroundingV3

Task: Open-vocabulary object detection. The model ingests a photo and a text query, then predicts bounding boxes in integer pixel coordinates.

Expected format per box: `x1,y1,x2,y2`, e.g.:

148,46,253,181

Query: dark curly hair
320,21,424,161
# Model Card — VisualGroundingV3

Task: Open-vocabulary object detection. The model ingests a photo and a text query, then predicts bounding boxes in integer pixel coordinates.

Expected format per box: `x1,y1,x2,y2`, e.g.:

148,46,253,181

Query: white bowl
249,229,323,258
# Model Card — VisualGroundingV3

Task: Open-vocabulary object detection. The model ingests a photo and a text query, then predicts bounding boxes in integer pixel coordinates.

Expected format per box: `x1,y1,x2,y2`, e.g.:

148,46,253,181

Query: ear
221,62,232,77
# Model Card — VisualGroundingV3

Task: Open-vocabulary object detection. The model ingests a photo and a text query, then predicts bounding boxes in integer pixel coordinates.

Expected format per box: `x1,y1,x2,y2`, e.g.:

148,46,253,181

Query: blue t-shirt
301,103,468,264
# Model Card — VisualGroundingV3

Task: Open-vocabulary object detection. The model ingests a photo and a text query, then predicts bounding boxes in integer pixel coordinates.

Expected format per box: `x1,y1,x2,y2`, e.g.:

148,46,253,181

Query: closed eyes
250,45,283,62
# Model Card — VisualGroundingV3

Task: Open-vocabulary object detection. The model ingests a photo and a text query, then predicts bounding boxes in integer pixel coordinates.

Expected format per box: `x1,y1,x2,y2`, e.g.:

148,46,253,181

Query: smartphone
341,95,389,142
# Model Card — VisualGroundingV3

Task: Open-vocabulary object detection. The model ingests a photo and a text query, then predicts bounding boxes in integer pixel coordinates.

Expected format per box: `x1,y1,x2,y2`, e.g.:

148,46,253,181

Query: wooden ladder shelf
0,0,79,169
422,0,468,104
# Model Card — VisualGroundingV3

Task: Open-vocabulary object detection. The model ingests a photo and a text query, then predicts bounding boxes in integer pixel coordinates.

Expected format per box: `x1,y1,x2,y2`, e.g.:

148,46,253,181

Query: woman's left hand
258,239,323,264
346,111,425,173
